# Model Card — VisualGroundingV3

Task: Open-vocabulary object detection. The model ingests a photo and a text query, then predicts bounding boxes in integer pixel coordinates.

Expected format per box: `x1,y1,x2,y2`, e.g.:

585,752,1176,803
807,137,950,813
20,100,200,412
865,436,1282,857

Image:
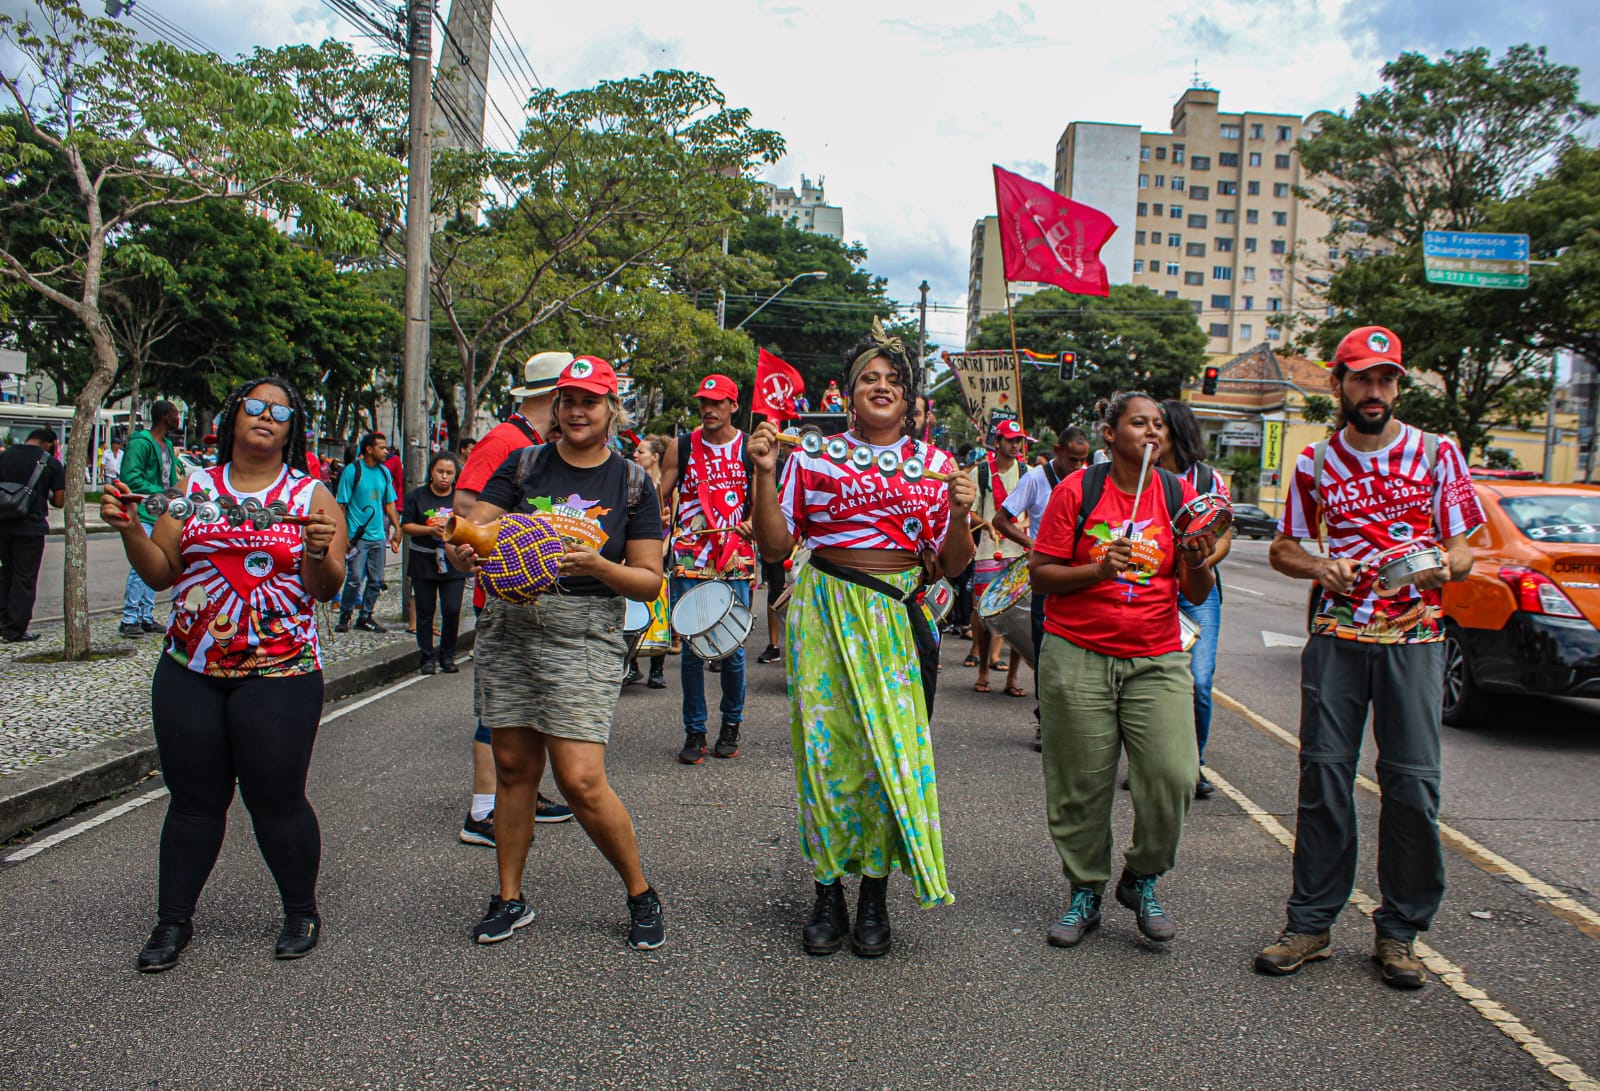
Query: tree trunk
126,351,146,427
61,327,121,660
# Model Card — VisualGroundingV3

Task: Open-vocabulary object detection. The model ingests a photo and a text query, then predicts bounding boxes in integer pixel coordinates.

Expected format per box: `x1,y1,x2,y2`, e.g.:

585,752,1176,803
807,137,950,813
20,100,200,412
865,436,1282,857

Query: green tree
0,1,399,657
965,285,1207,434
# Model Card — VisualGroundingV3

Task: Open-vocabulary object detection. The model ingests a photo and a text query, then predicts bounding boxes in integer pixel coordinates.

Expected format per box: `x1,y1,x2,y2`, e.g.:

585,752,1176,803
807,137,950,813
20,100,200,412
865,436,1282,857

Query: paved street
2,551,1598,1089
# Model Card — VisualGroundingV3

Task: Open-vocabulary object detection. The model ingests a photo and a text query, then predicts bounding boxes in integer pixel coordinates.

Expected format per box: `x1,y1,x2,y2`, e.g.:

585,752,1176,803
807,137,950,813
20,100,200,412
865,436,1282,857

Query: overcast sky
6,0,1595,351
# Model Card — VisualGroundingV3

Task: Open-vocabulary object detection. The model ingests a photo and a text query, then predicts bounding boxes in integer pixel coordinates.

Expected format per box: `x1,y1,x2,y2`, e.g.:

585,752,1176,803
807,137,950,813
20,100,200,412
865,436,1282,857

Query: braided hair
839,331,923,439
214,376,311,474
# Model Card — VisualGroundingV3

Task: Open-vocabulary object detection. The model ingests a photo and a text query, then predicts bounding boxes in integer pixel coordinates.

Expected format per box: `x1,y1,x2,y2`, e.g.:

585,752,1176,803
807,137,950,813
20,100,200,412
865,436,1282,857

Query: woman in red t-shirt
1029,391,1217,951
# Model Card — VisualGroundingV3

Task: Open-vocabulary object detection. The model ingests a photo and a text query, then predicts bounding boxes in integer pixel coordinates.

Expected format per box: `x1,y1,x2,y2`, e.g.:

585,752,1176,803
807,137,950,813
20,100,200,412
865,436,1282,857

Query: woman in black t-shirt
450,356,667,951
400,452,467,674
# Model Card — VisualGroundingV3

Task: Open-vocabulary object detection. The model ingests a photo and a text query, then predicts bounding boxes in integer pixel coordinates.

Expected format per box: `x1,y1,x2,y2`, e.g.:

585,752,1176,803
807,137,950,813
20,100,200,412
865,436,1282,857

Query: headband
848,317,911,389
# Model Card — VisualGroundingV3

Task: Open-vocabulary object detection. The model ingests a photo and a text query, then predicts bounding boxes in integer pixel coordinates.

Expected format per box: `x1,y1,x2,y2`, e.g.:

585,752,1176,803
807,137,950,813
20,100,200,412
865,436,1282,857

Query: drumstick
1125,442,1156,537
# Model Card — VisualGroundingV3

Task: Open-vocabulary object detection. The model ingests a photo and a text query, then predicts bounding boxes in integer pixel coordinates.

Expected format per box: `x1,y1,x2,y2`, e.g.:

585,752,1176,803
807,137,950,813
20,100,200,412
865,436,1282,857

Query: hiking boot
1046,887,1102,948
756,644,781,664
535,793,575,824
852,875,891,958
354,617,385,633
801,880,849,956
627,888,665,950
1373,936,1427,989
473,894,534,944
459,810,495,846
274,913,321,959
1115,870,1176,942
137,921,192,973
1195,773,1215,799
1255,929,1332,975
712,722,740,759
677,731,707,765
119,622,146,639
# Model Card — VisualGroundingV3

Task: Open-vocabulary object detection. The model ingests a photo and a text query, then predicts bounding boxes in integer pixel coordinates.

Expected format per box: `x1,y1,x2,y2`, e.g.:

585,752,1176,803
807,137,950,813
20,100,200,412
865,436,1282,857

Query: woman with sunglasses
102,377,347,973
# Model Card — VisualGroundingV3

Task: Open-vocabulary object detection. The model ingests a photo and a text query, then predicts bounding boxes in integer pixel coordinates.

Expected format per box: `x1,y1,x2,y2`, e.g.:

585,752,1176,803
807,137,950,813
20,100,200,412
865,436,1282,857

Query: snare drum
670,580,754,662
977,556,1035,667
636,582,672,656
1371,542,1446,595
623,599,650,661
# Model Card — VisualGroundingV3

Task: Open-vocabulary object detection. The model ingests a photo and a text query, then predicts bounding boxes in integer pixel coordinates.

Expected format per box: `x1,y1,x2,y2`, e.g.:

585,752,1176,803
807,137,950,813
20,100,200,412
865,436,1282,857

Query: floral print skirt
784,564,952,907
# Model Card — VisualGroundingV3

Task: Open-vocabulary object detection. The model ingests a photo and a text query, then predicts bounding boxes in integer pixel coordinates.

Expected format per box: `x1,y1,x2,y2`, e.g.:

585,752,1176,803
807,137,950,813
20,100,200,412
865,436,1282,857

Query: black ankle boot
852,875,891,958
801,881,849,956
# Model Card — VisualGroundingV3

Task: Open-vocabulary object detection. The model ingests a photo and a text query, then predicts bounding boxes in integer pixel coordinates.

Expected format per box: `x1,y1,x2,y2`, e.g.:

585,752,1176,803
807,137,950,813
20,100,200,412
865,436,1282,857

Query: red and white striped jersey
780,433,955,552
1281,424,1484,642
671,431,755,575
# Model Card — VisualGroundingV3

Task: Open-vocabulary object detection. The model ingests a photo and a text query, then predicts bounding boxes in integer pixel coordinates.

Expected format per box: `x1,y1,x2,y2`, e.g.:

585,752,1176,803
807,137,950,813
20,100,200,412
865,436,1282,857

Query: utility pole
401,0,435,617
917,280,930,363
1542,352,1559,481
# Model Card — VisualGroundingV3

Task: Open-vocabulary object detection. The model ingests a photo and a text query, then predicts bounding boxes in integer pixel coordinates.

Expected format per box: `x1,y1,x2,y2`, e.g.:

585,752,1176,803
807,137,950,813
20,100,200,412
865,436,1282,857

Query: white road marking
2,657,473,865
1230,585,1266,596
1260,630,1305,648
1206,765,1600,1091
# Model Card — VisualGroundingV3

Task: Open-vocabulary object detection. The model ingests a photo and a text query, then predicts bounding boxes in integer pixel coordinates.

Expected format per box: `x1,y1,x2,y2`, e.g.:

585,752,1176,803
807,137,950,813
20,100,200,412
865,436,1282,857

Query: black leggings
151,656,324,923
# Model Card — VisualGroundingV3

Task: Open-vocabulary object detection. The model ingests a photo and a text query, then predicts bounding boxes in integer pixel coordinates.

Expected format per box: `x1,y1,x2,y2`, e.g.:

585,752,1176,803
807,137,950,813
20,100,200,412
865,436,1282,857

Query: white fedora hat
509,351,574,397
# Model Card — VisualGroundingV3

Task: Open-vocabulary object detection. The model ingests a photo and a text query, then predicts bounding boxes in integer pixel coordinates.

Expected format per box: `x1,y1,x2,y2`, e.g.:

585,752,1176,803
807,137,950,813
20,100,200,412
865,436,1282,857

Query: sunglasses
243,397,294,424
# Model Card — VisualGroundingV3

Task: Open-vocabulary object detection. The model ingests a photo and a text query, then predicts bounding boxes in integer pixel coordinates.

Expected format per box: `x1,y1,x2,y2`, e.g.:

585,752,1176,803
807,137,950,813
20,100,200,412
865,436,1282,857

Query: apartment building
965,216,1047,345
1055,87,1337,355
759,175,845,240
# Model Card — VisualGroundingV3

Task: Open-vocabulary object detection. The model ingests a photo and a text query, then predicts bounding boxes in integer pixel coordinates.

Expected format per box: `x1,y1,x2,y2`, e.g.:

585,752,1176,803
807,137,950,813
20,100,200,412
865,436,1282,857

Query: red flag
754,348,805,422
992,164,1117,297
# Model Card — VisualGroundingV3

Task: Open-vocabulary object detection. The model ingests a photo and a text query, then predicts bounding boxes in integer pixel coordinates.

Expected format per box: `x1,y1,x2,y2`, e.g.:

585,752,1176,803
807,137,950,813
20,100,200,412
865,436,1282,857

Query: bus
0,402,129,458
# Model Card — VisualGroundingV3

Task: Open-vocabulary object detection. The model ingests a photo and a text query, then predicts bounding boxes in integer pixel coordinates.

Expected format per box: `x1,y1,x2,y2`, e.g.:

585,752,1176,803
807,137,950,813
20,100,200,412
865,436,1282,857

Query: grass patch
14,646,138,664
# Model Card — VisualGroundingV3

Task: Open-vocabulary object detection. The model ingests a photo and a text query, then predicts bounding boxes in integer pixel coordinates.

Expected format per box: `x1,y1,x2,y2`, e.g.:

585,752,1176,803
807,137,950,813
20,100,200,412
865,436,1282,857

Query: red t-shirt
456,414,543,608
1033,469,1200,659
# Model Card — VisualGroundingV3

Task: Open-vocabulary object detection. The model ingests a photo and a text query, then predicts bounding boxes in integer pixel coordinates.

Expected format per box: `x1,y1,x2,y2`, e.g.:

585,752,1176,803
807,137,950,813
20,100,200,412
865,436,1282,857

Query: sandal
962,654,979,668
1005,684,1028,698
973,680,992,693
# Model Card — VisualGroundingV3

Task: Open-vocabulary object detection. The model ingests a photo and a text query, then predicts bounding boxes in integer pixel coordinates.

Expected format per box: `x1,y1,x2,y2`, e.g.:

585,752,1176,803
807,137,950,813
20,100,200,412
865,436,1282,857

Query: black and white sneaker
627,888,665,950
459,810,495,846
473,894,535,944
756,644,781,664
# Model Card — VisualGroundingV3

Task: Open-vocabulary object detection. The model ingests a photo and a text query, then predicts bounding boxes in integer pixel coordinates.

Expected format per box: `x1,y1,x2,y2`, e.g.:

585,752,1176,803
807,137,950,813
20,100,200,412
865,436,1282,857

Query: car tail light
1498,565,1583,618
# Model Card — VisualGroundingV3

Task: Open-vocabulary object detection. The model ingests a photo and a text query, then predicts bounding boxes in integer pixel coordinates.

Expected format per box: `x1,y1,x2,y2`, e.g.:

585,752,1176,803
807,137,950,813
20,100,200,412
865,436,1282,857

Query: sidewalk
0,582,473,841
46,502,119,535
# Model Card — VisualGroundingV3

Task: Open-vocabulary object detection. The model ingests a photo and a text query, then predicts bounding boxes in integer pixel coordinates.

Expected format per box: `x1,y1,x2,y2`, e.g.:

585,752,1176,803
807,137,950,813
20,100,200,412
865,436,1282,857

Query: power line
432,8,521,152
489,1,543,91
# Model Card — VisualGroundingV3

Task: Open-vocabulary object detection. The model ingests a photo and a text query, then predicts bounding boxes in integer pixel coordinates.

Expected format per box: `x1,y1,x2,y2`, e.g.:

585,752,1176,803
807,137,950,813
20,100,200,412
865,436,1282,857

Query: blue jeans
339,538,385,621
1179,582,1222,763
670,575,748,733
122,520,157,625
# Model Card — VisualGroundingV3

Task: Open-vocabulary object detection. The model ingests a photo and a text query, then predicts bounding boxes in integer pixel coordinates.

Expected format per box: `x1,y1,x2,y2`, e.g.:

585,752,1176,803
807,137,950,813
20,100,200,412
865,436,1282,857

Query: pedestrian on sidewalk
400,452,466,675
657,373,756,764
118,401,181,638
747,321,976,959
1030,392,1216,951
452,351,577,847
333,432,398,633
450,355,666,950
99,438,123,485
1254,327,1483,990
624,433,669,688
0,428,67,643
101,376,347,973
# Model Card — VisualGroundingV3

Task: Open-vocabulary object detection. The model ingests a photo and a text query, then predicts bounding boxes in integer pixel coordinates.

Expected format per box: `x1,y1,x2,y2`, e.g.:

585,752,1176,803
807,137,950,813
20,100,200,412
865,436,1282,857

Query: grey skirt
474,593,627,743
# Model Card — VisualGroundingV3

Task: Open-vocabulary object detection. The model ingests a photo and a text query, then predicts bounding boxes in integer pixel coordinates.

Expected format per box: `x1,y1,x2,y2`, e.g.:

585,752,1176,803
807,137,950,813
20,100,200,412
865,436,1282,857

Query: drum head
671,580,734,633
624,599,650,632
978,557,1031,617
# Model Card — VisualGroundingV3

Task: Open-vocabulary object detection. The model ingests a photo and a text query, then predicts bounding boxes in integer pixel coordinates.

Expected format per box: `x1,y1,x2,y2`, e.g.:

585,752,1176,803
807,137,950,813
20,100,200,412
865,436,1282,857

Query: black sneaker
647,666,666,689
119,622,145,639
137,921,192,973
712,722,740,759
274,913,321,959
756,644,781,664
1195,773,1215,799
354,617,385,633
623,664,643,686
334,617,351,634
439,658,459,674
535,793,575,824
459,810,495,846
677,731,707,765
140,619,161,633
473,894,535,944
627,888,665,950
419,658,436,676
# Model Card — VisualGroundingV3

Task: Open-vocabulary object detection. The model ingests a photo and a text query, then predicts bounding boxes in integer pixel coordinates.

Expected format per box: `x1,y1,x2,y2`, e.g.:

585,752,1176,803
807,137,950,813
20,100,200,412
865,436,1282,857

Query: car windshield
1498,495,1600,545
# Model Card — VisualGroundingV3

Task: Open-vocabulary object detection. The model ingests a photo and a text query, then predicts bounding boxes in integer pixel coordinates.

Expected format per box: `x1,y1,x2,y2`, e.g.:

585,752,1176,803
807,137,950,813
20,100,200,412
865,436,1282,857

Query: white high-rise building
760,176,844,240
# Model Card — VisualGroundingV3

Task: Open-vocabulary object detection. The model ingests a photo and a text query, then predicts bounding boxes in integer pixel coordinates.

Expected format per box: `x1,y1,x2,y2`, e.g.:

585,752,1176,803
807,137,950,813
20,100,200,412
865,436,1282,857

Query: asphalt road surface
2,557,1597,1090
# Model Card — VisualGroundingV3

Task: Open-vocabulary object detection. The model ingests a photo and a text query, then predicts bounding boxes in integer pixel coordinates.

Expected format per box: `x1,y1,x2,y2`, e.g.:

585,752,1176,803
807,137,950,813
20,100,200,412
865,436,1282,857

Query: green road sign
1424,266,1529,290
1422,232,1529,290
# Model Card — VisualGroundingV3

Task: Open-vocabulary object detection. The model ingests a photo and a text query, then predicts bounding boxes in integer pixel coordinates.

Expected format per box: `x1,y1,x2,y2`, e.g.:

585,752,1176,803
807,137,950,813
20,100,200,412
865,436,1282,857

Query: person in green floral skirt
749,322,976,957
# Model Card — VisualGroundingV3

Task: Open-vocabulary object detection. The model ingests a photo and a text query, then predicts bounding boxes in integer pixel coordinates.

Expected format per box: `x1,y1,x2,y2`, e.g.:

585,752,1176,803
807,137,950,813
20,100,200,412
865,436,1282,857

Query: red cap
695,373,739,402
557,356,618,396
994,420,1035,442
1333,326,1405,374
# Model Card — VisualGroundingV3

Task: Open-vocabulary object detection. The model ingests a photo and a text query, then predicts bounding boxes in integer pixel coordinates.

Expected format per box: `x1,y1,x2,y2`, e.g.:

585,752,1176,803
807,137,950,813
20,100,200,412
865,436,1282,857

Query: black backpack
1070,461,1186,557
0,450,50,521
512,443,652,520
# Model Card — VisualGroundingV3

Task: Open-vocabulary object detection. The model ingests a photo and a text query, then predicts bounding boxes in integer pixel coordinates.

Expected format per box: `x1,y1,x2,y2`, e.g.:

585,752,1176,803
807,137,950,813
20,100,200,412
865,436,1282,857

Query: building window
1214,238,1234,253
1169,205,1184,219
1246,209,1260,224
1155,174,1165,188
1217,181,1237,196
1166,262,1180,276
1219,152,1239,167
1189,185,1208,202
1191,155,1210,171
1213,266,1233,281
1241,295,1254,310
1266,327,1281,341
1165,290,1179,300
1188,214,1207,228
1220,124,1241,140
1250,123,1264,140
1137,202,1149,217
1172,144,1185,164
1153,203,1164,216
1209,323,1230,338
1244,237,1257,252
1268,297,1283,311
1139,174,1149,188
1275,154,1291,169
1277,125,1292,141
1328,247,1340,261
1272,211,1288,226
1269,268,1285,283
1274,182,1291,198
1171,177,1185,192
1243,266,1257,282
1271,239,1287,255
1155,145,1167,160
1326,305,1337,318
1217,209,1236,224
1249,152,1262,167
1133,259,1145,273
1135,230,1146,245
1239,323,1253,339
1184,271,1204,285
1211,294,1231,310
1140,146,1151,161
1168,234,1182,247
1247,180,1261,196
1186,242,1206,257
1192,301,1204,314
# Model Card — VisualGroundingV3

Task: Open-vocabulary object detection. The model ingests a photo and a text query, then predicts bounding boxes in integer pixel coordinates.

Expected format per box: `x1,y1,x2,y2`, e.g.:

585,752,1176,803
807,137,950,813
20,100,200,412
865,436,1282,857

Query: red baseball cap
995,420,1035,442
557,355,618,396
1333,326,1405,374
695,373,739,402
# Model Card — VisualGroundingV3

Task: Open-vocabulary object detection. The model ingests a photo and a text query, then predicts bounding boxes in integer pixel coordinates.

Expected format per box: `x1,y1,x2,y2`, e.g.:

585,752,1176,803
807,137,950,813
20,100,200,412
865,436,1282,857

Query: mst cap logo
1367,331,1391,354
244,551,273,578
702,378,717,391
904,516,923,540
569,358,594,379
723,489,740,508
1389,522,1414,542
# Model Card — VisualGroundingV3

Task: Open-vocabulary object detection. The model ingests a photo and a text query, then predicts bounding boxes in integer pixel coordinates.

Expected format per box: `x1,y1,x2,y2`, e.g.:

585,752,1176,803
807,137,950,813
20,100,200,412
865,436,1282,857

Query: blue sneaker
1115,870,1176,942
473,894,535,944
535,793,575,824
1046,887,1102,947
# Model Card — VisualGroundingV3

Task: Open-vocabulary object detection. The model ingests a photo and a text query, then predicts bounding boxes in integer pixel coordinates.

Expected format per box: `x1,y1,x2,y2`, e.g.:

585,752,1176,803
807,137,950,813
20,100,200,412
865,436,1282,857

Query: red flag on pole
992,164,1117,297
754,348,805,422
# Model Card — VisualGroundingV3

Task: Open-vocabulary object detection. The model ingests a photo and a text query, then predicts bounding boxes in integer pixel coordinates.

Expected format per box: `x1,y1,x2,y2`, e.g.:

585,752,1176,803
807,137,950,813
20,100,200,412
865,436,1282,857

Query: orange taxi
1440,481,1600,724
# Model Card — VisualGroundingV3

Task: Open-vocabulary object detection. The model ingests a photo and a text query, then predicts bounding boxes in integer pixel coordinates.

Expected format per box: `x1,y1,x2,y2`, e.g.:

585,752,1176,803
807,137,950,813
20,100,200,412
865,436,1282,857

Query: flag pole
1002,273,1026,434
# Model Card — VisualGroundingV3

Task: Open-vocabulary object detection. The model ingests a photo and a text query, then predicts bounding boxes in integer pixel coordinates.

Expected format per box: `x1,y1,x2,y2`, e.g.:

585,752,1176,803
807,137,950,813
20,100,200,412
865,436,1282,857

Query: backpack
513,443,652,520
1070,461,1186,558
1193,461,1215,495
0,450,50,521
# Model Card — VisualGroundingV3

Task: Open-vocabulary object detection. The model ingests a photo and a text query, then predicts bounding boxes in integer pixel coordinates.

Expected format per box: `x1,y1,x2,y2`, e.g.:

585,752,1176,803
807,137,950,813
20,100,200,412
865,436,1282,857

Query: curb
0,625,475,844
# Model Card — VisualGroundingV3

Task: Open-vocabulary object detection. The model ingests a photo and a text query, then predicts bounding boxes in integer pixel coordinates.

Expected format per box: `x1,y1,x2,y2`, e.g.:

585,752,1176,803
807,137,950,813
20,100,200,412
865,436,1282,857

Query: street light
732,270,827,330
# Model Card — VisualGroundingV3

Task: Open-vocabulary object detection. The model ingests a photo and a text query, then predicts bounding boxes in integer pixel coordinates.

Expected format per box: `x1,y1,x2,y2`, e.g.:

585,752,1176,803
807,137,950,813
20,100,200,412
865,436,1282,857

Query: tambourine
443,513,563,605
1368,542,1446,596
775,431,950,482
116,490,313,528
1174,493,1233,543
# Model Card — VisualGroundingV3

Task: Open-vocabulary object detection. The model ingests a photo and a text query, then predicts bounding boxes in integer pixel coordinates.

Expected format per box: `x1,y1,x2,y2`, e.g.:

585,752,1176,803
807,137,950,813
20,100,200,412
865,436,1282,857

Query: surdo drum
670,581,754,663
977,556,1035,667
623,598,651,660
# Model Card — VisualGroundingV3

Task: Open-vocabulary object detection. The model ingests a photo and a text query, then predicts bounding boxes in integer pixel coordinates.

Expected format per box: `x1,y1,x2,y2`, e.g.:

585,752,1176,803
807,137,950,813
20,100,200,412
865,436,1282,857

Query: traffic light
1059,351,1077,381
1202,365,1220,395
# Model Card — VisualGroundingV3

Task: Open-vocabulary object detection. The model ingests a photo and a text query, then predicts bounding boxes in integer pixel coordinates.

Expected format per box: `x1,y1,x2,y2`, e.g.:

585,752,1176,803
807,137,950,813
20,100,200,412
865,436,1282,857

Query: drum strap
807,555,939,715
